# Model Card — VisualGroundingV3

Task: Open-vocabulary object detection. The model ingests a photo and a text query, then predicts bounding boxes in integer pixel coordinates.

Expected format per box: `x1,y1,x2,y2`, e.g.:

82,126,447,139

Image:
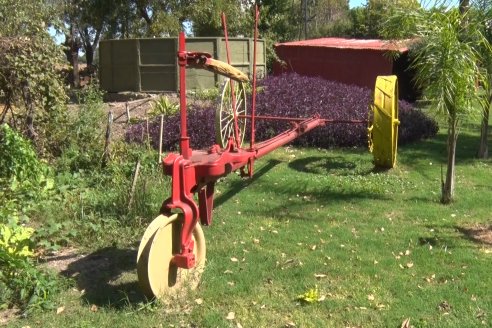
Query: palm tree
383,5,490,203
474,0,492,159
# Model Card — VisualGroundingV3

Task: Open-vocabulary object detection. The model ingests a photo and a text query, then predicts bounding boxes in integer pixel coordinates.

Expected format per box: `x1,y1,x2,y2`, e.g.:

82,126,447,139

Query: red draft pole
250,5,259,149
221,13,241,147
177,32,191,159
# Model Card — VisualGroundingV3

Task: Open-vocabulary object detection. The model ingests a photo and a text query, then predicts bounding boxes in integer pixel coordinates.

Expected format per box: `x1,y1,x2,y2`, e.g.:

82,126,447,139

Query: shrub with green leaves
0,217,62,312
0,124,53,207
149,96,179,118
57,82,106,172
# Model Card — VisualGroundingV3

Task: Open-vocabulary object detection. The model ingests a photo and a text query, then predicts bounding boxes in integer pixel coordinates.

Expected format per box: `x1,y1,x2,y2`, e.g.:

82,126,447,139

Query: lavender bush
126,73,438,151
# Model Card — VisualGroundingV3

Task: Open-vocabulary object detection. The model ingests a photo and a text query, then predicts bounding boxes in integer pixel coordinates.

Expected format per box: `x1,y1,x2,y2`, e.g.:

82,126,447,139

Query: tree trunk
477,99,489,159
64,24,80,88
21,80,37,142
81,27,102,68
459,0,470,15
441,119,458,204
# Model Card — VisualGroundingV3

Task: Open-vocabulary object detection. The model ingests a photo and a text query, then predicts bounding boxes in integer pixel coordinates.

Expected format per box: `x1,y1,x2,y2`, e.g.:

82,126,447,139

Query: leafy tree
350,0,420,38
0,0,68,154
383,6,490,203
473,0,492,158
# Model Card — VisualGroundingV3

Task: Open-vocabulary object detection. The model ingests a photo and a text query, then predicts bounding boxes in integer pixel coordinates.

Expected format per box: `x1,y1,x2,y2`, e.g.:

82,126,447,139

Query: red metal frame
163,13,367,270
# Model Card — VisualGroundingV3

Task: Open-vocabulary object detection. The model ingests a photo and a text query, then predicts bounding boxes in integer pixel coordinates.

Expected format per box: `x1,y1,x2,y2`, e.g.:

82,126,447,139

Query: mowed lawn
9,129,491,328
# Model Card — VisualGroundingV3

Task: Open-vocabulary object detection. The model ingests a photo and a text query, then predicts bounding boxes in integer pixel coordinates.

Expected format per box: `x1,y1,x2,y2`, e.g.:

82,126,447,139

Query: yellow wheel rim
371,75,399,168
137,214,206,299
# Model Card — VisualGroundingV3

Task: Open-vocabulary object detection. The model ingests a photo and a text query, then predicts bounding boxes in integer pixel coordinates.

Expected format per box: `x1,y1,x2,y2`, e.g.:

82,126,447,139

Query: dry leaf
253,238,260,244
90,304,98,312
230,257,238,262
56,306,65,315
367,294,375,301
314,273,327,279
194,298,203,305
224,270,233,274
227,281,235,286
401,318,410,328
226,312,235,320
405,250,411,256
271,230,278,234
285,321,296,327
311,245,317,251
236,323,243,328
406,262,414,268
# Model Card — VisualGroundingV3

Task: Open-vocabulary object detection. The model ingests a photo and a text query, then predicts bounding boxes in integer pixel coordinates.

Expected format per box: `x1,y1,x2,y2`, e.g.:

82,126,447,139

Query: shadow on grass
61,246,147,308
400,132,488,166
456,224,492,246
214,159,282,208
287,155,393,176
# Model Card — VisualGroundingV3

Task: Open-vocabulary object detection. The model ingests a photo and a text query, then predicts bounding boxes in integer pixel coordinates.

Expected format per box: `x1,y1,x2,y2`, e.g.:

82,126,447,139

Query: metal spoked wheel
215,78,248,148
136,214,206,299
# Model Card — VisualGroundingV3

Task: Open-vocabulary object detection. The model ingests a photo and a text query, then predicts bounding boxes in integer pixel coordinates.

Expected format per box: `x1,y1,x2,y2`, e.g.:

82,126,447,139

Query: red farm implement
136,8,400,299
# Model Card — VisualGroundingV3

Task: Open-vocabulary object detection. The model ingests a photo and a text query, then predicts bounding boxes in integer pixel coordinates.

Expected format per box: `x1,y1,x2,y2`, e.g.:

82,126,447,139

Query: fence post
102,111,113,167
158,114,164,163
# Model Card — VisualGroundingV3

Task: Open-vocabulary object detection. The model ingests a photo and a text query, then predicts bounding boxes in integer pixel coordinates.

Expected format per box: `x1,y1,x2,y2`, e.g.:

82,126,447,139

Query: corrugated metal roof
276,38,409,52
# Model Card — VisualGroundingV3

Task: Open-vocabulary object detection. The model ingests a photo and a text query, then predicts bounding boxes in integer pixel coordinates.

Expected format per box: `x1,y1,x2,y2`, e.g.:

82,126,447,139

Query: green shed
99,37,266,93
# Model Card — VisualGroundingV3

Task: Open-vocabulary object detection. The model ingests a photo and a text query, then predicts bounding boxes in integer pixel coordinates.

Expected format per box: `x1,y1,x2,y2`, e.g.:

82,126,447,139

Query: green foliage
382,4,491,202
149,96,179,118
0,217,63,312
0,124,44,186
57,82,105,172
0,0,68,156
0,124,54,210
191,88,221,102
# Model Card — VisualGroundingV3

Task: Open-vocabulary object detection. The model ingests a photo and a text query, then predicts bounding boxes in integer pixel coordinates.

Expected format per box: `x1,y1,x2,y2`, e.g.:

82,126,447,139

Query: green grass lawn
9,129,491,328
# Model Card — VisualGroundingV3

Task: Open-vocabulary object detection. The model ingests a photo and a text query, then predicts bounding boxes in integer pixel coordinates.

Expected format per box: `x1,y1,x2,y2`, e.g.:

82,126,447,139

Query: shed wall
100,37,266,93
274,46,393,90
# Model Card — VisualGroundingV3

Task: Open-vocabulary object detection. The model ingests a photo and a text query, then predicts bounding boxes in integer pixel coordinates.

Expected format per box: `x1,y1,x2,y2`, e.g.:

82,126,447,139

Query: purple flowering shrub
254,73,438,147
126,104,215,151
125,73,438,151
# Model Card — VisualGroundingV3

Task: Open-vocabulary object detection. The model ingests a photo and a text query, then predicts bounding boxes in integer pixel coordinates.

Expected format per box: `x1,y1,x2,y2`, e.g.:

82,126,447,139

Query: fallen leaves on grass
438,300,452,313
400,318,411,328
56,306,65,315
226,312,235,320
90,304,98,312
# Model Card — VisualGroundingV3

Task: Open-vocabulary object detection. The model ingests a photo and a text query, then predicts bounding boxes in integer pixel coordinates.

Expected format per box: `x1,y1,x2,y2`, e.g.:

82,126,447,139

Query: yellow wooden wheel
136,214,206,299
368,75,400,168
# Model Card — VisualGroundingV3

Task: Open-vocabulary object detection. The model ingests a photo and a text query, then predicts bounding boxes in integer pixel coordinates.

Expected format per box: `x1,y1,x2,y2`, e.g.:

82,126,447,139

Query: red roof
276,38,409,52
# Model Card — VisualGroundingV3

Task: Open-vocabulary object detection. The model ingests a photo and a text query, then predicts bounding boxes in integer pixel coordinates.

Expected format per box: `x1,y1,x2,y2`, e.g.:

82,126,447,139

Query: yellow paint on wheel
136,214,176,298
368,75,400,168
138,214,206,299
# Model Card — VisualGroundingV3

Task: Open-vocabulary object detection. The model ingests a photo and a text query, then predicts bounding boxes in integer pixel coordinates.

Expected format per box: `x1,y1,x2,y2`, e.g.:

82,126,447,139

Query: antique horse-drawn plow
136,9,400,299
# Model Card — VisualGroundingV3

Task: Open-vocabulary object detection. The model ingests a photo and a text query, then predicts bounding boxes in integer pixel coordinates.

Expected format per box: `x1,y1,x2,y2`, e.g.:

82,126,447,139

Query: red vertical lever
178,32,191,159
250,5,259,149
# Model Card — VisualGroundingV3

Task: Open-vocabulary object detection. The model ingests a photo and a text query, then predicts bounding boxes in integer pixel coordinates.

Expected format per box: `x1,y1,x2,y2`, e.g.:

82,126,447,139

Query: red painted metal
250,5,259,151
164,11,368,270
177,32,191,159
239,114,367,124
